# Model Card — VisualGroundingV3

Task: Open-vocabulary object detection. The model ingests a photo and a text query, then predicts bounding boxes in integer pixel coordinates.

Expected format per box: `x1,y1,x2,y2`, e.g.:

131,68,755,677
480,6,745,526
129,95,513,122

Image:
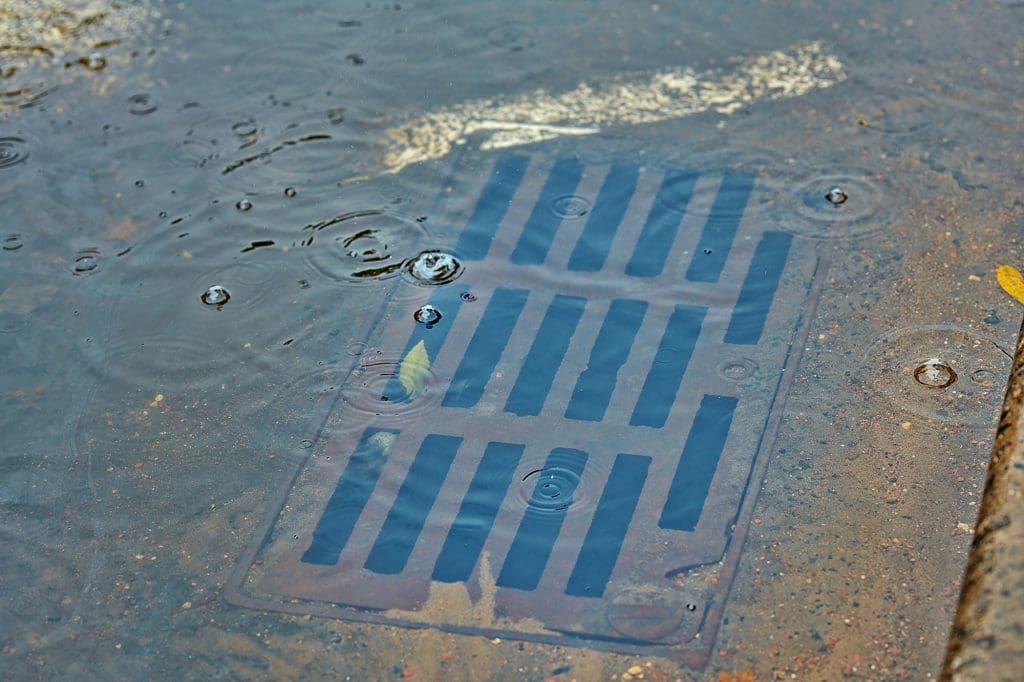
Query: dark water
3,1,1024,679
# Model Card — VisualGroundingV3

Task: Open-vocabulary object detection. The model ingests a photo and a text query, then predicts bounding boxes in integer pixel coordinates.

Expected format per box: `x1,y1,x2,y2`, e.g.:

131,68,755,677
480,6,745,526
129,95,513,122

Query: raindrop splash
404,250,463,285
824,187,848,205
551,194,591,219
232,118,258,138
327,107,345,125
127,93,157,115
913,358,957,389
72,248,100,275
300,211,428,283
413,305,442,327
344,230,389,263
718,358,758,382
200,285,231,307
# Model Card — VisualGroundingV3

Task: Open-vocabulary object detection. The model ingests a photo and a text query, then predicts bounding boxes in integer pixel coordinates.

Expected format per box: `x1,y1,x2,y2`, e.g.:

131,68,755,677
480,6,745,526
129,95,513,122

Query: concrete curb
944,316,1024,681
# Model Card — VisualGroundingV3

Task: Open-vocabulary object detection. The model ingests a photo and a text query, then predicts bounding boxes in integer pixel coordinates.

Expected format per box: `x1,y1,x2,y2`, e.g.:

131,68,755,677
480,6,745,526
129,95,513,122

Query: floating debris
997,264,1024,304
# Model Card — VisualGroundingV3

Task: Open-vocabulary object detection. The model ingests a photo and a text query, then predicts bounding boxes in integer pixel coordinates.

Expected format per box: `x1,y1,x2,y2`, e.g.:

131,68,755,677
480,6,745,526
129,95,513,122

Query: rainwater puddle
3,1,1024,680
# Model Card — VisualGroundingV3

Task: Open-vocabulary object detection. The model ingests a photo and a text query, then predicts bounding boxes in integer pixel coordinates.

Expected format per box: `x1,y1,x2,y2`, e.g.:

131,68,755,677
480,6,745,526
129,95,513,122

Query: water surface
2,1,1023,679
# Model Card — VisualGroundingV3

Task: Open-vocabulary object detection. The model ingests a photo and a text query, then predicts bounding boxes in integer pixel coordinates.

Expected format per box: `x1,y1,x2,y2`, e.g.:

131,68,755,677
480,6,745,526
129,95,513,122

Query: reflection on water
2,0,1024,678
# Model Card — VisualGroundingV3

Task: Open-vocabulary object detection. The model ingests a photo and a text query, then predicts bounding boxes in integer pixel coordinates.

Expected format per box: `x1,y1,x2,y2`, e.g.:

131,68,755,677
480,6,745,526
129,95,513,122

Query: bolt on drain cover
226,153,826,666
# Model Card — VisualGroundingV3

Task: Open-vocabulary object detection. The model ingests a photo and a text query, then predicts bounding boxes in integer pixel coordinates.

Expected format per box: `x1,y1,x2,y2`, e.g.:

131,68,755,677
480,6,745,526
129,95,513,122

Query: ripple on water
126,93,158,115
111,204,319,361
217,118,353,194
75,335,283,466
191,261,275,312
501,449,610,520
717,357,760,383
0,312,30,333
334,351,444,422
171,113,265,170
229,42,343,105
777,167,895,240
71,248,101,275
301,210,431,283
80,336,268,400
171,98,393,193
0,136,31,170
200,284,231,307
402,249,464,286
865,325,1012,426
550,194,591,220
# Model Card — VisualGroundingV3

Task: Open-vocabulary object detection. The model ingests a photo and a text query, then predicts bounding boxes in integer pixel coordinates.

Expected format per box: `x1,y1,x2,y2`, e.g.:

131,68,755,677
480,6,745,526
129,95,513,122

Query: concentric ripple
334,351,444,422
778,168,895,240
402,250,464,286
865,325,1012,426
0,137,30,169
301,210,430,283
230,42,342,105
191,261,275,311
503,451,611,519
217,119,351,193
171,113,264,170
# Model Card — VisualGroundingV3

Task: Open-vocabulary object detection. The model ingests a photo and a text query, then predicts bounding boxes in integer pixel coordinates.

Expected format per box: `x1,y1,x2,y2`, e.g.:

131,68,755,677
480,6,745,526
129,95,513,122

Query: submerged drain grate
226,154,826,666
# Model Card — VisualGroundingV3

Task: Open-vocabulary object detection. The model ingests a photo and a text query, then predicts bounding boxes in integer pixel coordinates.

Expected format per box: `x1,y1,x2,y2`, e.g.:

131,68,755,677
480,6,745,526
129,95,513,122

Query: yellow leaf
997,264,1024,305
398,340,430,397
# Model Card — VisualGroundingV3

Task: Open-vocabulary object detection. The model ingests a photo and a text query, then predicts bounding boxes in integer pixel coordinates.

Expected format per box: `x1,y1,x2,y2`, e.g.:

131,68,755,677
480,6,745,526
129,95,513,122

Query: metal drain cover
226,153,824,666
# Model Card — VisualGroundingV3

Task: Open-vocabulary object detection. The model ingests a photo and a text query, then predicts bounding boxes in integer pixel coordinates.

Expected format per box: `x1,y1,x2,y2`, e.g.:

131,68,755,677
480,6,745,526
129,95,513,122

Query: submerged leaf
399,340,430,397
997,264,1024,305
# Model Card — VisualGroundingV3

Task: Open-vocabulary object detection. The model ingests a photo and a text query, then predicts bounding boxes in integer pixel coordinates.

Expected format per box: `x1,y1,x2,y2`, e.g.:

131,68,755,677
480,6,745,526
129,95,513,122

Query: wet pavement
3,1,1024,679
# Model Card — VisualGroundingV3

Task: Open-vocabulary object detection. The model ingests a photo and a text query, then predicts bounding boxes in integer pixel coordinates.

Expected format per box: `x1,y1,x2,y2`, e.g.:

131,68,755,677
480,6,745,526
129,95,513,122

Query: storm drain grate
226,153,825,665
